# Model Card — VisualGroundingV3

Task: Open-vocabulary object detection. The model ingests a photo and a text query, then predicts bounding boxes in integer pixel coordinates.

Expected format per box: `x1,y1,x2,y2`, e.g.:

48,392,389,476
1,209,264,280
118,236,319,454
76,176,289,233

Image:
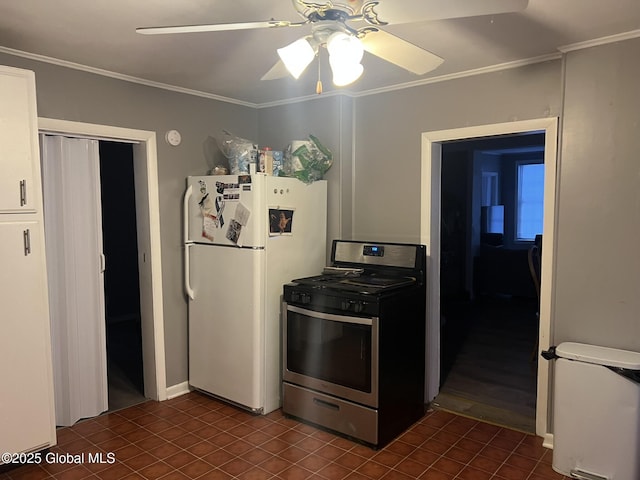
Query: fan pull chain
316,53,323,94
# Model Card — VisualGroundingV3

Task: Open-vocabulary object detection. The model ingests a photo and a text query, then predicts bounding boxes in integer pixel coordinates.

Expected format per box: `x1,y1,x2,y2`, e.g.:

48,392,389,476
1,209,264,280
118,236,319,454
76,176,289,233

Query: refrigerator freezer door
264,177,327,276
185,175,265,247
188,244,265,411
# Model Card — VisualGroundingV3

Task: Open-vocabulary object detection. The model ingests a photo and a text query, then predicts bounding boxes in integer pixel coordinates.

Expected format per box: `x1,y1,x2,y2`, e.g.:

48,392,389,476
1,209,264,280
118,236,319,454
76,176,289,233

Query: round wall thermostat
165,129,182,146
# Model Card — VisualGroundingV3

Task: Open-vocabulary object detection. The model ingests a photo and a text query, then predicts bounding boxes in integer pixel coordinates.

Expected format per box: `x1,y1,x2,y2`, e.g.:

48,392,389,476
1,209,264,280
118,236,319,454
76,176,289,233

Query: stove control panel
363,245,384,257
333,240,424,270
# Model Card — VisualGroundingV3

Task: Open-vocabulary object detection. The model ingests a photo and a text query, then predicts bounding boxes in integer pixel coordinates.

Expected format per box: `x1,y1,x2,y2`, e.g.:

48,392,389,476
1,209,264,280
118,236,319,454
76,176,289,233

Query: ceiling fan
137,0,529,89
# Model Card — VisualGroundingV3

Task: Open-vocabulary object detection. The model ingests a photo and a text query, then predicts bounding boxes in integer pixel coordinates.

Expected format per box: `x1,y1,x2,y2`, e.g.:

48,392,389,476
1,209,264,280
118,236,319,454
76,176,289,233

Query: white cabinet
0,221,56,454
0,66,40,213
0,65,56,458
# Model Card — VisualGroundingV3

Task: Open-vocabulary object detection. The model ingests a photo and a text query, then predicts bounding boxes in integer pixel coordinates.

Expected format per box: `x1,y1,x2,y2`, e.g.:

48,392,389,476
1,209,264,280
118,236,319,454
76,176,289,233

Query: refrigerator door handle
185,243,195,300
183,184,195,300
183,184,193,244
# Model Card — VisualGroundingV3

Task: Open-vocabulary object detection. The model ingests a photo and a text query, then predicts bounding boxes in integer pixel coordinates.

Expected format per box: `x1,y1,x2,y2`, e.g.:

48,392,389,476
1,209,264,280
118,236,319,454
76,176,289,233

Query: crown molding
0,46,258,108
3,28,639,109
558,29,640,53
352,53,562,99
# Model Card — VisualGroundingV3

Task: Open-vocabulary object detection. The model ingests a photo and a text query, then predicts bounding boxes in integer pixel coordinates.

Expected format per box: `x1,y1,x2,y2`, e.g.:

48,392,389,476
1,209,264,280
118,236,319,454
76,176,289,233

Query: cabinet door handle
20,179,27,207
23,229,31,256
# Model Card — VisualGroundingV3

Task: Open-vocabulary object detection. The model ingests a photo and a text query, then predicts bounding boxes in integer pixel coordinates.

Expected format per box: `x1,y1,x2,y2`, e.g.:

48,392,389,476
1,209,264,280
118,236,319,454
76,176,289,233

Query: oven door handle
286,305,374,326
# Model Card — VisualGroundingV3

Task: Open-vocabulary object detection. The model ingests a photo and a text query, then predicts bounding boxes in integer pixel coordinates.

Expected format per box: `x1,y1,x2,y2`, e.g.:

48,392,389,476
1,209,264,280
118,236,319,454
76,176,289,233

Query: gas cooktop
288,240,425,296
289,272,417,294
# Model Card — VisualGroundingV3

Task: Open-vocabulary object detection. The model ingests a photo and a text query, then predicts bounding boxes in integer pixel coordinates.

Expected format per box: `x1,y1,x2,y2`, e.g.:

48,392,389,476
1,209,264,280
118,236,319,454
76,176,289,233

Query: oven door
283,303,379,408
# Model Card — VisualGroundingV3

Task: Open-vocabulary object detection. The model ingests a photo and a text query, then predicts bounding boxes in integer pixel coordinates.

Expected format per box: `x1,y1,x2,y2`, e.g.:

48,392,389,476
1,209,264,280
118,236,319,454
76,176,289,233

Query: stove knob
353,302,364,313
301,293,311,304
341,300,350,311
290,291,300,302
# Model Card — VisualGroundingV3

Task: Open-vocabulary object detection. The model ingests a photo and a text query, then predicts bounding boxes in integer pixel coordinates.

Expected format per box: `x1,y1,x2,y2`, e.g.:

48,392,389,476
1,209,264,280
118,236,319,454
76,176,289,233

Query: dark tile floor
1,391,569,480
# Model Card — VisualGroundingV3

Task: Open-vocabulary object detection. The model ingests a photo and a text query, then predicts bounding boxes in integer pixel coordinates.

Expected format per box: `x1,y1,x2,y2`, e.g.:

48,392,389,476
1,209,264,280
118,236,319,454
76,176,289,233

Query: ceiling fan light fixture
327,31,364,86
326,31,364,63
277,37,317,79
330,61,363,86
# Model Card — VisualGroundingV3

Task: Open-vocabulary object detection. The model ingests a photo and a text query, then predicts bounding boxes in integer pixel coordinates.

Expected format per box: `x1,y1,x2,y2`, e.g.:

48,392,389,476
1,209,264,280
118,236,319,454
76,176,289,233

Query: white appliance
183,174,327,414
552,342,640,480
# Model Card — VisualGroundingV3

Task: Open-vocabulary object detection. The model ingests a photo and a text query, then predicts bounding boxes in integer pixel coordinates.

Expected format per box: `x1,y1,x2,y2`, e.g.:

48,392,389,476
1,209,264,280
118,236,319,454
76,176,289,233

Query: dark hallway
437,295,538,432
435,133,544,432
99,141,146,411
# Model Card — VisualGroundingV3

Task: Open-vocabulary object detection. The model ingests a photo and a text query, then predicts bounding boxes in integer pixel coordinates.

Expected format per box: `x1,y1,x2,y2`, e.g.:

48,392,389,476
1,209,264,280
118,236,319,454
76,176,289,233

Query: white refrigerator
183,174,327,414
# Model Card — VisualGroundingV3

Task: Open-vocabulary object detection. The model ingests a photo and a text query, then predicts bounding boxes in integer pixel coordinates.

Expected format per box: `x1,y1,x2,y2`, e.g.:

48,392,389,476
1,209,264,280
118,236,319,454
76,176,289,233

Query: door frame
38,117,167,402
420,118,558,439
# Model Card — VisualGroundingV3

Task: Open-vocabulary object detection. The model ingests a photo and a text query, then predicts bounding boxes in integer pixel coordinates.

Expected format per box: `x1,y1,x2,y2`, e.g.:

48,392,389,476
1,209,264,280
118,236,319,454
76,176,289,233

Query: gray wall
553,38,640,351
352,60,562,243
0,52,258,386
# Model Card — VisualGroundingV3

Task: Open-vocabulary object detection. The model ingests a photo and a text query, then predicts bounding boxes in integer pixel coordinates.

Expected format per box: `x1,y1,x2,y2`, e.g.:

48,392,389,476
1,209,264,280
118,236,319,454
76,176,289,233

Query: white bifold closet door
40,135,108,426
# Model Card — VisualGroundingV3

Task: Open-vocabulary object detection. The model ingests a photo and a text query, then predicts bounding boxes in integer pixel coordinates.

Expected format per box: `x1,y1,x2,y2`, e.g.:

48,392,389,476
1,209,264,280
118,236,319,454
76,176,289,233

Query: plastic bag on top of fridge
216,130,258,175
284,135,333,184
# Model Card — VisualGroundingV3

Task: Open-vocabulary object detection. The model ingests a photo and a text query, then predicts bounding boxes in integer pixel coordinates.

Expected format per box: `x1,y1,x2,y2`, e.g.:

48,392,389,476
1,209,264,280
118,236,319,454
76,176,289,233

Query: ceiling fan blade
261,60,291,81
136,20,304,35
370,0,528,25
361,30,443,75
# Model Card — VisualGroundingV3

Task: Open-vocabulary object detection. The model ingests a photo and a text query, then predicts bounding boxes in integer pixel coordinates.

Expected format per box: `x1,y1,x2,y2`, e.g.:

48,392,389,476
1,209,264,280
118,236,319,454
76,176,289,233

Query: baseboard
543,433,554,449
166,381,191,400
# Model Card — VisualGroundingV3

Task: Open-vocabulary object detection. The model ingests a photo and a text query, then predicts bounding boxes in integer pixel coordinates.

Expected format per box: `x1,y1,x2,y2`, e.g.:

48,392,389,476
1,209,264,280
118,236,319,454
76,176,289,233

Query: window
516,162,544,241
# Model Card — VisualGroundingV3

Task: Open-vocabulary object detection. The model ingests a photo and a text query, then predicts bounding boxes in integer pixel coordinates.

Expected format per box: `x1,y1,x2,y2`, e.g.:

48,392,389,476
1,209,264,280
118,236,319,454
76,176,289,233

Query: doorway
100,141,146,411
420,118,558,440
435,133,545,433
38,118,167,411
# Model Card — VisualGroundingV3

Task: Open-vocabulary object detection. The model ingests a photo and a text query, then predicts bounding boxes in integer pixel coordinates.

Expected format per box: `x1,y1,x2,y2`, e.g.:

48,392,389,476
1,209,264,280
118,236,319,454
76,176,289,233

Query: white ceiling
1,0,639,106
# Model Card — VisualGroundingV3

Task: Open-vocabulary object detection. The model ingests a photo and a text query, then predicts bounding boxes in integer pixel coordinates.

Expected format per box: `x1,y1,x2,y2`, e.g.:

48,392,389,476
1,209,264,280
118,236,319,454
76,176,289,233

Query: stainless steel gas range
282,240,427,448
